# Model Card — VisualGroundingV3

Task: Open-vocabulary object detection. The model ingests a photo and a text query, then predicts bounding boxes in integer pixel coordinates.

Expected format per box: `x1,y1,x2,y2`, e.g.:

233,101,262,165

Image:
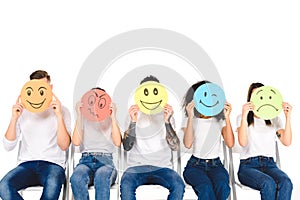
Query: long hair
182,80,224,120
247,82,271,126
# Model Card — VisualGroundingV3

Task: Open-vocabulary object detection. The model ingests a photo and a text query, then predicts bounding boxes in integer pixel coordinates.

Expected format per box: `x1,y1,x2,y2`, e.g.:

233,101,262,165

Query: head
134,75,168,115
30,70,51,83
182,80,224,120
247,82,271,126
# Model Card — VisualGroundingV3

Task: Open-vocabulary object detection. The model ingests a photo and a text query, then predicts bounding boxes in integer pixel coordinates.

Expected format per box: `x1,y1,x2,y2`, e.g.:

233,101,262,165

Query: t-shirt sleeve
181,117,188,129
274,117,284,131
236,114,242,128
62,106,72,135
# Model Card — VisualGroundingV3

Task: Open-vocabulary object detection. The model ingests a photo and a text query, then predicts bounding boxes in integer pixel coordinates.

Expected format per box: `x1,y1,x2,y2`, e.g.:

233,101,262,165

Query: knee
261,179,277,191
280,177,293,192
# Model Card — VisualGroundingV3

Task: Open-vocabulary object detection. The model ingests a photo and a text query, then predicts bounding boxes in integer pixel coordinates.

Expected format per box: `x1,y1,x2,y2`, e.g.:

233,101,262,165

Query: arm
277,102,292,146
221,102,234,148
237,102,253,147
72,101,83,146
182,101,195,149
164,104,180,151
110,103,122,147
4,96,23,150
51,94,71,151
122,105,139,151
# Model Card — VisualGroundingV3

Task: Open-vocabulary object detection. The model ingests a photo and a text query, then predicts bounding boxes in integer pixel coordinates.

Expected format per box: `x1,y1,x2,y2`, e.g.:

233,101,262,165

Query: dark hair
30,70,51,82
91,87,106,92
182,80,224,120
140,75,160,84
247,82,271,126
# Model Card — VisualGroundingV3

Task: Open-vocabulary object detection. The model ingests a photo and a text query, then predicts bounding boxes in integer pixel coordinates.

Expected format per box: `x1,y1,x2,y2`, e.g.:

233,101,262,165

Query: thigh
1,162,39,190
72,164,93,185
207,165,229,185
152,168,184,189
263,165,291,184
39,161,65,186
121,166,149,188
183,164,211,186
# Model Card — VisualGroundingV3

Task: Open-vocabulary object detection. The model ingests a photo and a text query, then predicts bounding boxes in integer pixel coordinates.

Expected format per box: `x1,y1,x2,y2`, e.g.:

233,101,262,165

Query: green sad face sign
250,86,283,120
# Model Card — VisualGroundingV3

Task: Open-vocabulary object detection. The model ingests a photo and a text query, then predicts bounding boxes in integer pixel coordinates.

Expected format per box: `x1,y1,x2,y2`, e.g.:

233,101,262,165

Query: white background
0,1,299,199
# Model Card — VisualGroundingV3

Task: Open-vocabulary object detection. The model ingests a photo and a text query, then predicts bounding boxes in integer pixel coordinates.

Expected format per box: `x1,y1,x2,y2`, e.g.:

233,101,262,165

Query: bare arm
110,103,122,147
182,101,195,149
277,102,292,146
222,102,234,148
72,101,83,146
122,105,139,151
5,96,23,142
51,94,71,151
237,102,253,147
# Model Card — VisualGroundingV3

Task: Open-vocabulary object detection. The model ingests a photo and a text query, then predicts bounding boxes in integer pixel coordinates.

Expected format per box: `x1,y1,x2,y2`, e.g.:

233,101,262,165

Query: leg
94,165,116,200
70,164,92,200
0,162,39,200
38,161,66,200
263,164,293,200
238,165,276,200
152,168,185,200
120,166,148,200
183,165,216,200
207,165,230,200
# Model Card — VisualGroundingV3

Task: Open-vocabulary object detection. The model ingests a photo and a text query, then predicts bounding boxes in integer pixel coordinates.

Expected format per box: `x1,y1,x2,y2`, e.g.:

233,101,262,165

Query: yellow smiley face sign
20,80,53,112
134,81,168,115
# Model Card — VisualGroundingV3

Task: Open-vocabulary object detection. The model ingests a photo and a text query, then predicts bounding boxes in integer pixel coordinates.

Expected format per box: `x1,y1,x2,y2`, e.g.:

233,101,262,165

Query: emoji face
250,86,283,120
20,80,53,113
134,81,168,115
193,83,226,117
81,89,112,121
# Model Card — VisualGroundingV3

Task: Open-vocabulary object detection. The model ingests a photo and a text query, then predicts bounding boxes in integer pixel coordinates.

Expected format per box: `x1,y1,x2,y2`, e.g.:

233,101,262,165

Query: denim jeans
0,160,65,200
183,155,230,200
70,152,117,200
120,165,185,200
238,156,293,200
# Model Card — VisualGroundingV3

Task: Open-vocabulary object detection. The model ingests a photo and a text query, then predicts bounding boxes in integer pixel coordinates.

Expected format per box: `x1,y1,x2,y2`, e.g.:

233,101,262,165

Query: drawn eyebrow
26,87,33,91
99,94,106,98
38,86,47,91
256,89,263,95
93,91,98,97
270,89,276,94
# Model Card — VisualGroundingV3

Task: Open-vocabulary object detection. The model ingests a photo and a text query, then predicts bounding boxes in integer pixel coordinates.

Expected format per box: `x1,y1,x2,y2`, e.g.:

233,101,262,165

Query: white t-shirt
3,106,71,168
126,111,175,168
79,116,115,154
236,115,284,159
181,117,225,159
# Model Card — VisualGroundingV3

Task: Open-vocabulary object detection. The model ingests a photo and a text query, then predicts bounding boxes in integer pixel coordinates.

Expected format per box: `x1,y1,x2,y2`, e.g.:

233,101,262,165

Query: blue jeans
120,165,185,200
70,152,117,200
0,160,65,200
238,156,293,200
183,155,230,200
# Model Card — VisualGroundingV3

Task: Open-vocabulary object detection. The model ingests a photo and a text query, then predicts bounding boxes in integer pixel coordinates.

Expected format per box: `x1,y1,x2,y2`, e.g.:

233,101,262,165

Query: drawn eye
144,88,149,96
40,90,44,96
27,90,32,96
260,96,263,100
98,98,106,109
269,96,272,100
88,95,96,106
153,88,158,95
204,92,207,97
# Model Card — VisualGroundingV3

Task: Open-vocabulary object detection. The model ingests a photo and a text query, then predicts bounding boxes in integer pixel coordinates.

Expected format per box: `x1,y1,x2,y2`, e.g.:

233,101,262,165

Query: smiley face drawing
250,86,283,120
20,80,53,113
193,83,226,117
134,81,168,115
81,89,112,122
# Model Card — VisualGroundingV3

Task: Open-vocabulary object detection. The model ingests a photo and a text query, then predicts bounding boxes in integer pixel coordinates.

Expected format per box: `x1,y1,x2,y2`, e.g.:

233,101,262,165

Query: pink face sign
80,89,112,122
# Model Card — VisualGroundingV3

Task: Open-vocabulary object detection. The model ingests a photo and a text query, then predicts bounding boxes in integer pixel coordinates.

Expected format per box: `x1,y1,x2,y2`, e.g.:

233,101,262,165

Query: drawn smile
140,100,162,110
257,104,279,112
27,99,46,109
88,108,99,118
200,100,219,108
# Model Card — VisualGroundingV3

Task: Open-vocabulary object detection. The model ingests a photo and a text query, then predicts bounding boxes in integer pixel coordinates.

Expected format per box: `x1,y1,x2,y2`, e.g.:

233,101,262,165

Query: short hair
91,87,106,92
30,70,51,82
140,75,160,85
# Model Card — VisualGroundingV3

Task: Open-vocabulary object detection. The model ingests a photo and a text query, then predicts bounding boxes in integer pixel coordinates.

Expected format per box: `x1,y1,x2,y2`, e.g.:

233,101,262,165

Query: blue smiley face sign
193,83,226,117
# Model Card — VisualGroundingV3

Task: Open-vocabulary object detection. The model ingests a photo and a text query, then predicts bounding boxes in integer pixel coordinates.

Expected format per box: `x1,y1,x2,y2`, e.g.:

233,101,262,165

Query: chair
122,147,182,200
180,140,229,200
69,144,121,200
228,139,281,200
18,141,70,200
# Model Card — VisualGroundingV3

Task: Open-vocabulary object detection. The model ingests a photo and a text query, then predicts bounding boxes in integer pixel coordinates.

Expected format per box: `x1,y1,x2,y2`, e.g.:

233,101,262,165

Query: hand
282,102,292,118
224,102,232,119
164,104,174,123
242,102,254,119
50,93,62,116
129,105,139,122
12,95,23,119
186,101,195,118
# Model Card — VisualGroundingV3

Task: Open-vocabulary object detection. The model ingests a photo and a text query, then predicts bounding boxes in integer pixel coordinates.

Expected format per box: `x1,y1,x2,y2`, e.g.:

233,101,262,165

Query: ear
50,84,53,90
